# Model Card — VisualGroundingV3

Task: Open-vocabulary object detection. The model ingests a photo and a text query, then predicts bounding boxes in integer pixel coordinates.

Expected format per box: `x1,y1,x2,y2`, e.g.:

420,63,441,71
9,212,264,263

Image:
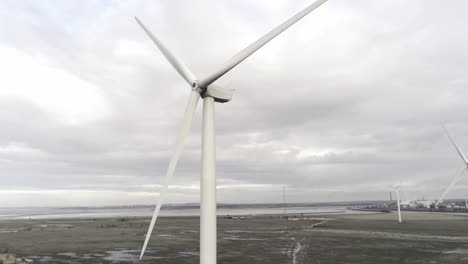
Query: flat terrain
2,212,468,263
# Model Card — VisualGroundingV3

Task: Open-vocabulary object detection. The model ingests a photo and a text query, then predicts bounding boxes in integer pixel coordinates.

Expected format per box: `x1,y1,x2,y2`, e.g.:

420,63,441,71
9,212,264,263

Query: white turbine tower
436,124,468,207
135,0,329,262
387,185,402,223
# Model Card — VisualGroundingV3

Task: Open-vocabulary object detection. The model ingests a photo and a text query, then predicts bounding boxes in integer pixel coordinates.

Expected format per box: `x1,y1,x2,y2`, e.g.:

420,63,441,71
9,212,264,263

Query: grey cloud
1,0,468,206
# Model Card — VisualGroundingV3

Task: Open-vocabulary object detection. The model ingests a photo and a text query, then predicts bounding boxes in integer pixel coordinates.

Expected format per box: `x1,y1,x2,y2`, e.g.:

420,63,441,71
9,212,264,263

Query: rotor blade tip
134,16,143,26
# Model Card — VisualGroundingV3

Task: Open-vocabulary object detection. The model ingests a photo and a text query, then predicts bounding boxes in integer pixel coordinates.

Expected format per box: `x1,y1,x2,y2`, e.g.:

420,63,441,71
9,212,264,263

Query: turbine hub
191,81,205,94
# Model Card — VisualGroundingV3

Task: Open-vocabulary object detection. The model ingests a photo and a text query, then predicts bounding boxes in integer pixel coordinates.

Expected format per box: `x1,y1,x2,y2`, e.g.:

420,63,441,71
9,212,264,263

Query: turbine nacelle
202,85,233,103
191,81,233,103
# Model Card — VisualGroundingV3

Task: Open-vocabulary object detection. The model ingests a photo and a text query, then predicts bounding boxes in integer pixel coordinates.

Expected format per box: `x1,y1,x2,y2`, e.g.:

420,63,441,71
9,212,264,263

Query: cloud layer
1,0,468,206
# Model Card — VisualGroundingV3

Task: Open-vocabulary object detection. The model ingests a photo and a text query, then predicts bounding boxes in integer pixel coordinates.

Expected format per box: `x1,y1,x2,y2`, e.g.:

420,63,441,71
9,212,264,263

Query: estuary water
0,204,360,220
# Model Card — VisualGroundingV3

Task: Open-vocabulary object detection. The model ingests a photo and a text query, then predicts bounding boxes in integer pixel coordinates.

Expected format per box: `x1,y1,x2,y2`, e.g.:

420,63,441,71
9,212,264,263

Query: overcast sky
1,0,468,207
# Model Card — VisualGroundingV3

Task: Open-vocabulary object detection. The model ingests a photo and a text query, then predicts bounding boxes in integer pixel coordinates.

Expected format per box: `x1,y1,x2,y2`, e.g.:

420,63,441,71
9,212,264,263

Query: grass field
2,212,468,263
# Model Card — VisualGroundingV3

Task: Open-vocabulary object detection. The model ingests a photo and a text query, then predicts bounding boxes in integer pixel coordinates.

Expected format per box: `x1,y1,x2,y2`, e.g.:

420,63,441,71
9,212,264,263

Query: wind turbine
282,185,287,217
436,124,468,207
134,0,329,262
387,185,402,223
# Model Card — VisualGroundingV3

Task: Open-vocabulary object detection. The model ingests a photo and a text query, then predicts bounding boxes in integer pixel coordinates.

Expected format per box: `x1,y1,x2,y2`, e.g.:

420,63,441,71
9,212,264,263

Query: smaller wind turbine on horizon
282,185,287,217
436,123,468,207
387,184,402,223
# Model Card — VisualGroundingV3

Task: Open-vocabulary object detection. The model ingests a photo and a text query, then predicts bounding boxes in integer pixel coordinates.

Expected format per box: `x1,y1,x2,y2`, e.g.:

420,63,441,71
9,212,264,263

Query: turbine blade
140,90,200,259
198,0,328,88
436,166,467,206
135,17,197,86
442,123,468,164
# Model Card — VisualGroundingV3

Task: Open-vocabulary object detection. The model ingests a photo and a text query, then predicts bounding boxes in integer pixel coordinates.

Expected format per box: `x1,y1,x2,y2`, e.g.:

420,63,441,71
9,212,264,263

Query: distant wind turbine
134,0,329,262
283,185,287,217
436,124,468,207
387,184,402,223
